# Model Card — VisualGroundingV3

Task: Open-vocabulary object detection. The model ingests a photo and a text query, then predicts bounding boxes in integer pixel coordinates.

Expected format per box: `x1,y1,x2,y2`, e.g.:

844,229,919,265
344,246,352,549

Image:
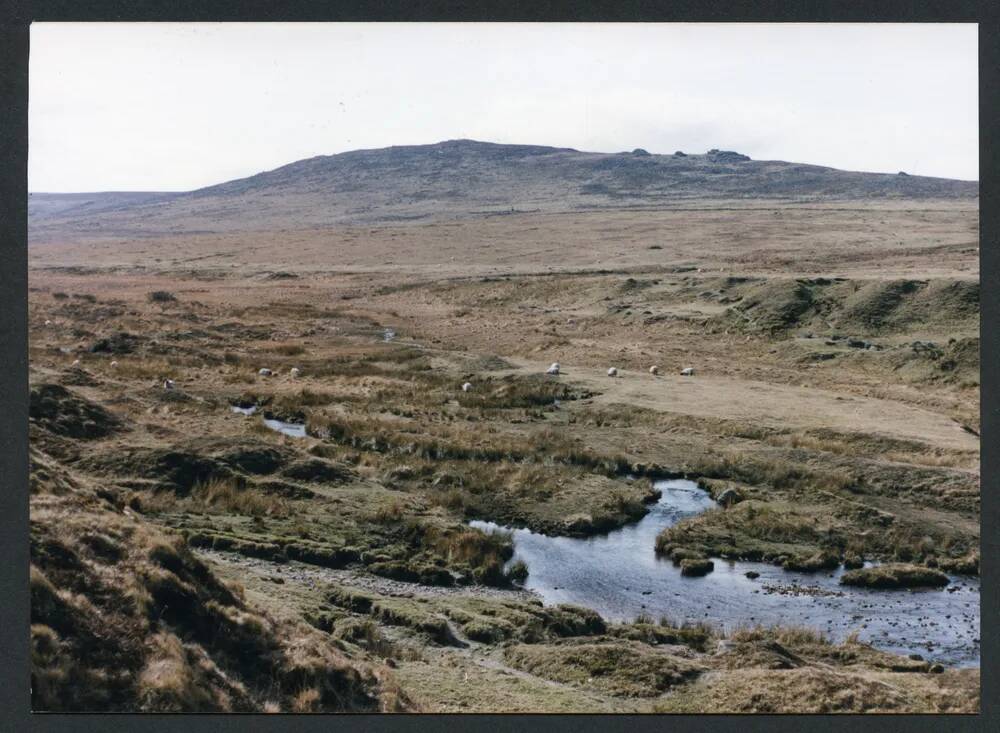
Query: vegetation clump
840,564,949,589
680,558,715,577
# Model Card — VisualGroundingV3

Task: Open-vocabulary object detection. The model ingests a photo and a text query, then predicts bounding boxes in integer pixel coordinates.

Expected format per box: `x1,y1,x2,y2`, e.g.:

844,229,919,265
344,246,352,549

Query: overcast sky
29,22,978,192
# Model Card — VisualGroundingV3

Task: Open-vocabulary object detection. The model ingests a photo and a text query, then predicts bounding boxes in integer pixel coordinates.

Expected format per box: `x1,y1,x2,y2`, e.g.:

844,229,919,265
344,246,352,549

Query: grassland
28,199,979,712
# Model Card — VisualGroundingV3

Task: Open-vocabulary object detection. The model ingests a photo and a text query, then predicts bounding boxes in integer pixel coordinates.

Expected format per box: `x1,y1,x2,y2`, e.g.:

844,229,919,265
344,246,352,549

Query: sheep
649,365,660,376
607,367,618,378
258,368,273,377
163,379,175,390
71,359,81,368
110,360,119,368
44,320,52,326
461,382,473,392
680,367,695,376
289,367,301,378
546,362,560,375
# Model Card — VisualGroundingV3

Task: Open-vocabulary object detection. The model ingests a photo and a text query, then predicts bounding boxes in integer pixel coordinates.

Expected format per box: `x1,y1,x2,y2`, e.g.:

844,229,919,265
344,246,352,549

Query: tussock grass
840,563,950,589
264,342,306,356
132,478,290,518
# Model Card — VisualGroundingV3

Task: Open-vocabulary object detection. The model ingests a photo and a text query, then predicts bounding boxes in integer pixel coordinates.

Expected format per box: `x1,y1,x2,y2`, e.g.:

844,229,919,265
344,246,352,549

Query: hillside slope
29,140,978,240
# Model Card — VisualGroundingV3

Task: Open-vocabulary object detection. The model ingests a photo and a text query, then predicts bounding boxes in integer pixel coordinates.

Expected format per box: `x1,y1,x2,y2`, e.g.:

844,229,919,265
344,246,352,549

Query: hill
28,140,978,241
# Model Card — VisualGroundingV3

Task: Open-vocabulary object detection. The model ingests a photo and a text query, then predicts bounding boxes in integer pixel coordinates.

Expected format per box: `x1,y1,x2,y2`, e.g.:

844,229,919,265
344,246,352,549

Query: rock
607,367,618,377
631,148,651,156
745,571,760,580
680,367,695,376
929,663,945,673
908,653,924,661
707,149,750,163
673,151,687,157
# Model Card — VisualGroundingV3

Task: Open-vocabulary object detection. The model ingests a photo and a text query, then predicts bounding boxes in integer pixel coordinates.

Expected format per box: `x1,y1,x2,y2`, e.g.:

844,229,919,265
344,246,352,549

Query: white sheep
110,360,119,368
71,359,81,367
546,362,560,375
163,379,175,390
680,367,694,376
649,365,660,375
289,367,301,378
44,320,52,326
258,368,273,377
461,382,473,392
607,367,618,377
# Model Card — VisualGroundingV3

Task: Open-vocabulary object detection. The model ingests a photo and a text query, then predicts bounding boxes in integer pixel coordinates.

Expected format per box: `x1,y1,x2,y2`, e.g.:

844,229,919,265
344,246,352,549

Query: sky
29,22,979,192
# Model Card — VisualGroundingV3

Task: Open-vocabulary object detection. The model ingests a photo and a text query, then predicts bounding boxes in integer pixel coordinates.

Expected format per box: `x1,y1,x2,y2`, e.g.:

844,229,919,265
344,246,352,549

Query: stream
471,479,980,667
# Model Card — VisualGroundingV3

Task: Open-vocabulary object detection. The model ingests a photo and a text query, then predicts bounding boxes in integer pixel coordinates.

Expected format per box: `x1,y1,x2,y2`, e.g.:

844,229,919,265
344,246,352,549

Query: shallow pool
230,405,307,438
262,418,307,438
471,479,980,667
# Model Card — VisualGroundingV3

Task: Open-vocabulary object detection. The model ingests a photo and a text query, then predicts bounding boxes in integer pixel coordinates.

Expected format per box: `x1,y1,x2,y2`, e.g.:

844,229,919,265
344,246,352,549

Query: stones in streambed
745,571,760,580
840,563,950,589
679,558,715,577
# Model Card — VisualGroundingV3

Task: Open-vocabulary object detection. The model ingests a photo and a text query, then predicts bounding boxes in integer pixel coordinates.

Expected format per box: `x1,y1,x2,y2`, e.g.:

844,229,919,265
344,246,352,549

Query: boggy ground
27,201,980,712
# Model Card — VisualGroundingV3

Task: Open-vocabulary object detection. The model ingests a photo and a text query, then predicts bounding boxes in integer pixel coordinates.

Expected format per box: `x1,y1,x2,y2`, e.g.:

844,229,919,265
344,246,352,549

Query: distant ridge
29,139,979,241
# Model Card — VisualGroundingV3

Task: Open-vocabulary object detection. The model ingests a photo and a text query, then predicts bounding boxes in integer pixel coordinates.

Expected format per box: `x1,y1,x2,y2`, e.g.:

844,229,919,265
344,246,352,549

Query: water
471,479,980,667
262,418,307,438
230,405,307,438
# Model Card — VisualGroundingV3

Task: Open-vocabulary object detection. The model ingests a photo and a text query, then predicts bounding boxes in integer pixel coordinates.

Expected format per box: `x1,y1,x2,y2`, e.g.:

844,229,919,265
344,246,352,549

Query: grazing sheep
44,320,52,326
110,360,119,368
258,368,273,377
649,365,660,376
680,367,695,376
163,379,175,390
71,359,81,368
289,367,301,378
607,367,618,377
461,382,473,392
546,362,560,375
